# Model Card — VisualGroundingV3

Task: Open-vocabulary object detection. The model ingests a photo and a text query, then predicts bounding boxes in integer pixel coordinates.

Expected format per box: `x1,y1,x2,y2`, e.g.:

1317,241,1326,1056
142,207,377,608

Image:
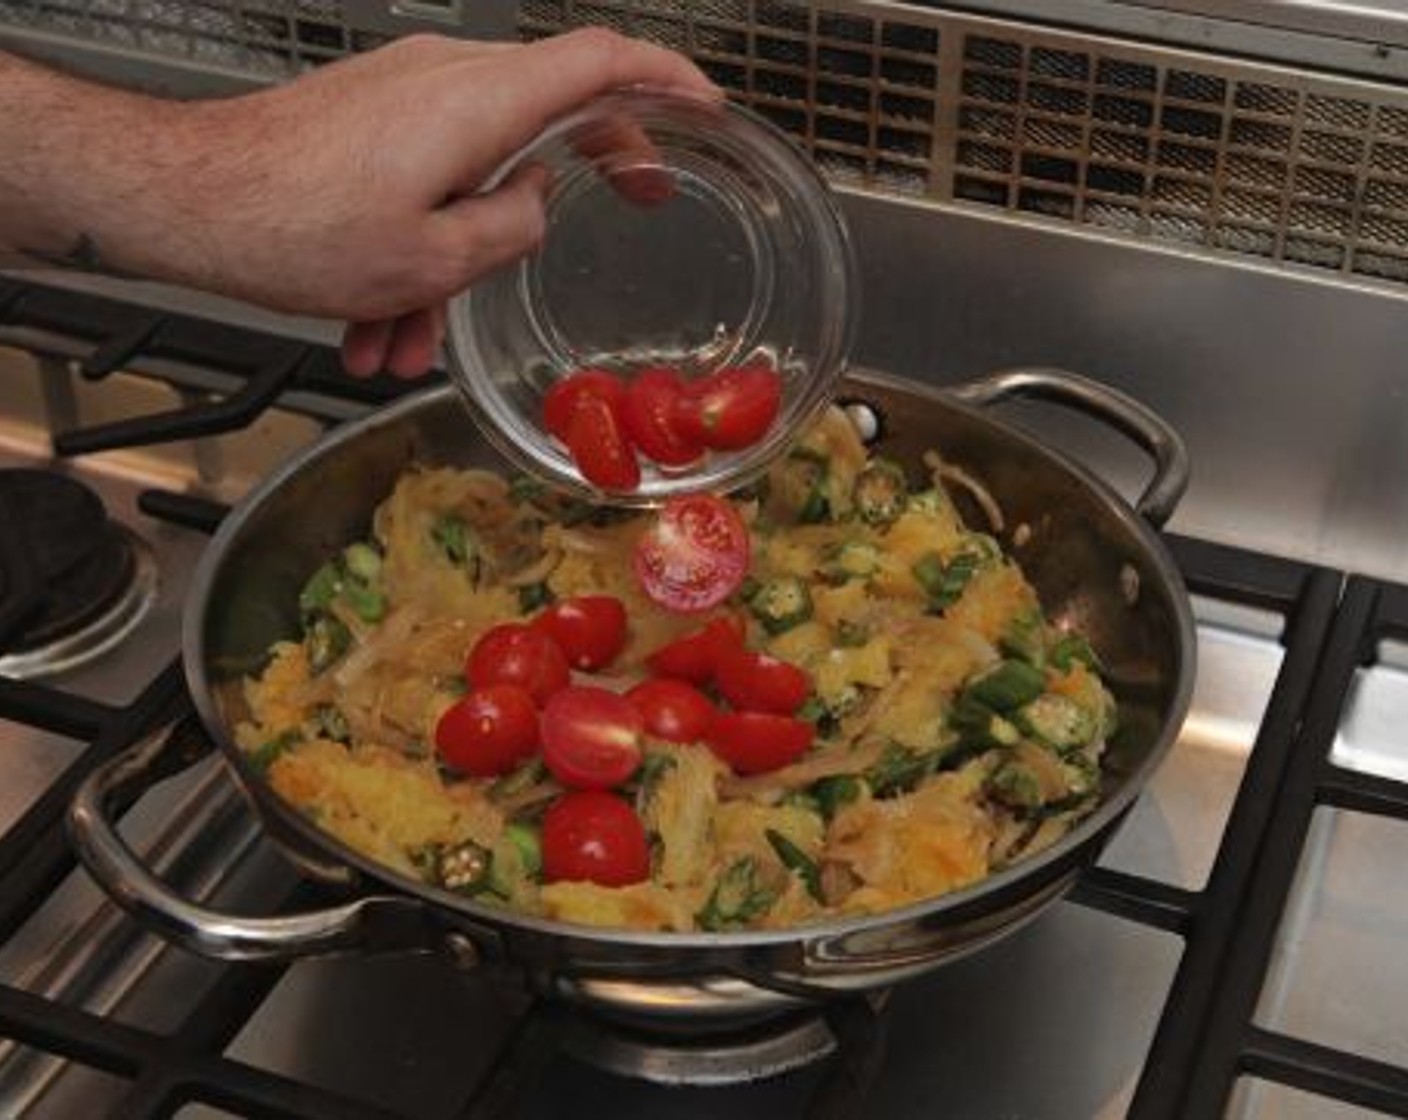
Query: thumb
432,161,552,289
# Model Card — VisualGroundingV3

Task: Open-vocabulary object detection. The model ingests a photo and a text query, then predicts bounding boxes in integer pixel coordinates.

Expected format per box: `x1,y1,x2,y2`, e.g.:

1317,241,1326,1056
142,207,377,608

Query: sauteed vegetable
236,409,1117,932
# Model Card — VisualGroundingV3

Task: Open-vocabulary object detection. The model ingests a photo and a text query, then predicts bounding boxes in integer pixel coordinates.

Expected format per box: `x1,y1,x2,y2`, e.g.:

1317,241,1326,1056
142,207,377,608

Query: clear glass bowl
445,90,858,504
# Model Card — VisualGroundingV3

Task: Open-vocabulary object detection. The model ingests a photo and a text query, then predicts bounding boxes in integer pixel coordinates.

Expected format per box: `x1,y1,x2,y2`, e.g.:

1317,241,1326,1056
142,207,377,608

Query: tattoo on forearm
18,233,132,276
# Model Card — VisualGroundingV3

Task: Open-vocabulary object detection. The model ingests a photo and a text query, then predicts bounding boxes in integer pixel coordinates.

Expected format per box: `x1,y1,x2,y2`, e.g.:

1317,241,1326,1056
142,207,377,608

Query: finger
341,318,395,378
527,28,718,101
571,111,676,206
385,306,443,380
434,161,552,286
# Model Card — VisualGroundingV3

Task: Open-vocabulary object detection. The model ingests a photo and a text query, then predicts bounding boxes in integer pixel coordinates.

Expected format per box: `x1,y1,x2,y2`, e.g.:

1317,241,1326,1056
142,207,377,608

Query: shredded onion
923,450,1005,534
834,670,913,744
497,780,563,815
955,625,1001,667
459,469,512,500
543,524,615,555
812,406,868,473
332,604,425,692
506,548,562,588
720,736,890,801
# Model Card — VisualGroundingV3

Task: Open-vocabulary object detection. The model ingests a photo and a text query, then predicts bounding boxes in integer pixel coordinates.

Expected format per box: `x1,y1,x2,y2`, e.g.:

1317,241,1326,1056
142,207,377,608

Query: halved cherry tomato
465,623,570,706
435,684,539,777
714,648,810,715
706,711,815,774
644,615,746,684
533,595,628,672
541,685,644,790
634,495,750,612
673,364,783,451
565,391,641,492
543,368,627,442
541,790,650,886
621,367,704,468
625,678,718,744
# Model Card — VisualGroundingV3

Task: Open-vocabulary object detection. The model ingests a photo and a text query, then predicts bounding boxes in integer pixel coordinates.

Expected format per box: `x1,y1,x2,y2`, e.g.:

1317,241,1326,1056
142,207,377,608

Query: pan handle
67,717,439,962
946,367,1189,528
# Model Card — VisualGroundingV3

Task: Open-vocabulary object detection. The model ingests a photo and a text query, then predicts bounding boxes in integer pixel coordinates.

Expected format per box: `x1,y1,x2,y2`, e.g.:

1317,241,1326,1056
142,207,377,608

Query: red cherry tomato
621,367,704,469
674,364,783,451
565,391,641,492
706,711,815,775
541,685,645,790
543,368,627,442
533,595,629,672
465,623,570,706
625,678,718,744
634,495,750,612
714,648,810,715
644,616,746,684
435,685,540,777
541,790,651,886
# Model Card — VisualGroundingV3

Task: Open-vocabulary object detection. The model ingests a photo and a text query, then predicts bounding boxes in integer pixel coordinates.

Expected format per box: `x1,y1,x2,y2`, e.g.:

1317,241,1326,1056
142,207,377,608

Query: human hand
175,30,718,378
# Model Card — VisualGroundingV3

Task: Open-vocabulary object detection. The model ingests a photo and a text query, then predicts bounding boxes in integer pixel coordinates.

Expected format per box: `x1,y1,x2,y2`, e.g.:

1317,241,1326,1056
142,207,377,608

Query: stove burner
556,995,890,1088
560,1008,836,1085
0,470,157,679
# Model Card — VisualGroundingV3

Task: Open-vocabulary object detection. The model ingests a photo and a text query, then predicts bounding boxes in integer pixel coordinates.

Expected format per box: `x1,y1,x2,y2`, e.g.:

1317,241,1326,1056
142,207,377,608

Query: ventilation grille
0,0,391,76
950,31,1408,281
520,0,1408,288
521,0,942,194
6,0,1408,289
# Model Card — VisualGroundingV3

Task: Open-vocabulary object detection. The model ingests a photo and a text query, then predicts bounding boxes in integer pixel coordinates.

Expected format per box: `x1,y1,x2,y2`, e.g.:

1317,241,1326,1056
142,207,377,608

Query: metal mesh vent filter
6,0,1408,289
519,1,1408,287
947,29,1408,282
520,0,943,194
0,0,391,75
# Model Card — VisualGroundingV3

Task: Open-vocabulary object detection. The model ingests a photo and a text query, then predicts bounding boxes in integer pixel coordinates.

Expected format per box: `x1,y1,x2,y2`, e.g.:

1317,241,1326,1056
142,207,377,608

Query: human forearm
0,51,220,283
0,32,716,376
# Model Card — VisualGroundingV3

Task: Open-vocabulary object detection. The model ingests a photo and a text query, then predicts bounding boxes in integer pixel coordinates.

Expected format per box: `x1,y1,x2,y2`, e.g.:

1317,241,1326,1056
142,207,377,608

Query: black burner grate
0,277,1405,1118
0,662,186,946
1142,574,1408,1119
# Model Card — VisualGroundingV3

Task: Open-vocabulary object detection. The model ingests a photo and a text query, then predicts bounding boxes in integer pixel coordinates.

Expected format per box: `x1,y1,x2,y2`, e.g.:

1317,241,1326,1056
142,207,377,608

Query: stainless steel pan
68,367,1195,1028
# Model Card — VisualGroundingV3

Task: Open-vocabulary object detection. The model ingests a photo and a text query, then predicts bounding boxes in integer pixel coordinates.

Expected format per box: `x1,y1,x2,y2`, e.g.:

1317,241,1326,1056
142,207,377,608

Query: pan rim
184,372,1196,954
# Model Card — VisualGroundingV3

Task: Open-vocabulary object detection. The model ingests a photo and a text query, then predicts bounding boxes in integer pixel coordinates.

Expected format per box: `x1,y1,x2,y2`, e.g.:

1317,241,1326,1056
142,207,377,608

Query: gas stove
5,1,1408,1111
0,274,1404,1120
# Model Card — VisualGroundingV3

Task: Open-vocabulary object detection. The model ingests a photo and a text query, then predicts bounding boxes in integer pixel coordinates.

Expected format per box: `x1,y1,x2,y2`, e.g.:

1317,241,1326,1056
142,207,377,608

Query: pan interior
190,376,1191,947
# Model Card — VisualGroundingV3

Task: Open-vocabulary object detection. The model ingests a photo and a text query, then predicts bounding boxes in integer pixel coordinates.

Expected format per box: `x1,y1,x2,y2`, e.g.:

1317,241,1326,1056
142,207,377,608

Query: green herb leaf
811,774,865,819
864,741,941,798
430,515,476,568
305,615,351,674
298,562,342,616
342,541,382,583
696,859,778,930
517,582,554,614
1049,633,1101,673
248,728,301,772
765,828,823,901
912,550,979,611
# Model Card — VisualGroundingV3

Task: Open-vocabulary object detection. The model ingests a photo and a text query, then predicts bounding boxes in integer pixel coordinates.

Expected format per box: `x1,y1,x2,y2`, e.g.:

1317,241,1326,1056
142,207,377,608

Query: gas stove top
0,276,1404,1120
